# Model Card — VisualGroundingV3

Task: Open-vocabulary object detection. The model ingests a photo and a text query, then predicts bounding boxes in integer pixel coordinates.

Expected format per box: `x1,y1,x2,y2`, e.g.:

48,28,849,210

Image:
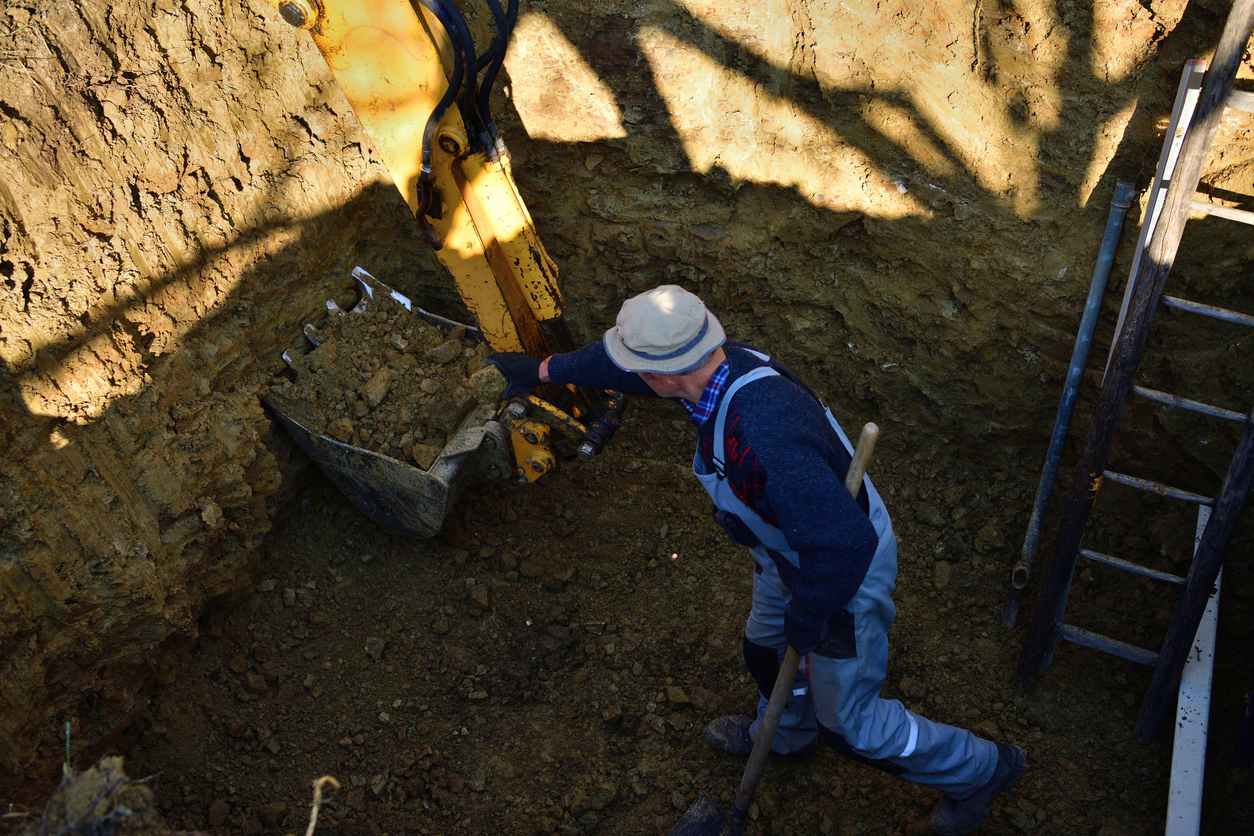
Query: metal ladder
1017,0,1254,743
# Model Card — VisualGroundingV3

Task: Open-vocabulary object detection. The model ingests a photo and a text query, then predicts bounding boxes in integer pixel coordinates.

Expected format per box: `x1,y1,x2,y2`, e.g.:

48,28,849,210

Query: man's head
603,285,725,375
603,285,727,400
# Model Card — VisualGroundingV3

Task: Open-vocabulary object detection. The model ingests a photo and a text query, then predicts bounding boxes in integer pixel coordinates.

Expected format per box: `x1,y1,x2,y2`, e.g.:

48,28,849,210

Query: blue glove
483,352,543,397
784,612,827,655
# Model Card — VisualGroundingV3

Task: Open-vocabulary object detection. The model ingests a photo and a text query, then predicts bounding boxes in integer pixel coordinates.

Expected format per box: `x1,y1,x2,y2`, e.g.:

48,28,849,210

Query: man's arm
544,341,657,398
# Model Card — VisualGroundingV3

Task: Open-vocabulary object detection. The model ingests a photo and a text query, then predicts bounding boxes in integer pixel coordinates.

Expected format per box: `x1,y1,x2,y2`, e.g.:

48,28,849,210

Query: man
486,285,1025,835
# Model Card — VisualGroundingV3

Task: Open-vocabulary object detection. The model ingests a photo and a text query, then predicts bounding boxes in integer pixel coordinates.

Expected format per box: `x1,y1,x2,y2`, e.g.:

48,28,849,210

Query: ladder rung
1160,294,1254,328
1079,548,1187,585
1055,623,1159,666
1227,88,1254,113
1189,200,1254,226
1130,384,1248,423
1102,470,1215,506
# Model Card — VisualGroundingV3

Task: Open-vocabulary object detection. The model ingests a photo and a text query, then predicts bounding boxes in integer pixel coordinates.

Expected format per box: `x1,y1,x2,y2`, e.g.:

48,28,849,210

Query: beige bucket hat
603,285,726,374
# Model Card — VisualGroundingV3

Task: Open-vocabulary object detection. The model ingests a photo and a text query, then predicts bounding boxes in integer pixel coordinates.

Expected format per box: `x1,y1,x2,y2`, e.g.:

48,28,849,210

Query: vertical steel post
1002,180,1135,629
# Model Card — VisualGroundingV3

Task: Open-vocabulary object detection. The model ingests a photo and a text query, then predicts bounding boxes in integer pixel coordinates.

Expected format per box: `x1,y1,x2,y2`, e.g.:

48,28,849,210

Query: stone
257,801,288,827
207,799,230,827
359,367,393,407
424,339,461,365
470,365,508,404
975,524,1005,553
411,443,441,470
934,561,952,589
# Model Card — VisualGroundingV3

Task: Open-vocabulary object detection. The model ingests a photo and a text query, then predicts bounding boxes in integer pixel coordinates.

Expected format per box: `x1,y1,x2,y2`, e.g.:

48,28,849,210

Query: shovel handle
845,422,878,497
727,422,879,829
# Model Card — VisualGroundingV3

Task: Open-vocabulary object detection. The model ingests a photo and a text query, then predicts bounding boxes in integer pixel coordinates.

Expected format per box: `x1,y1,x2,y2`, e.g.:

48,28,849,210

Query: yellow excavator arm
262,0,624,535
268,0,567,356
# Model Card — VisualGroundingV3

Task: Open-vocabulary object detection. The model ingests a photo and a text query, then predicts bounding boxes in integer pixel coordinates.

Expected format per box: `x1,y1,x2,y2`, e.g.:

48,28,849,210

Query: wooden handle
730,422,880,824
844,422,879,497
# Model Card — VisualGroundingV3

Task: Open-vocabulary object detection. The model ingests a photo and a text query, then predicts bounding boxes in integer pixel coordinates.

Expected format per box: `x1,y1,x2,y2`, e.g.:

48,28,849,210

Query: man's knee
742,637,779,698
817,721,906,776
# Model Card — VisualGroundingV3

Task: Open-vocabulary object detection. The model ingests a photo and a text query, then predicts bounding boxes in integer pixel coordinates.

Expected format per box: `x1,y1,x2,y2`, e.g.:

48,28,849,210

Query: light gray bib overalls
694,355,997,795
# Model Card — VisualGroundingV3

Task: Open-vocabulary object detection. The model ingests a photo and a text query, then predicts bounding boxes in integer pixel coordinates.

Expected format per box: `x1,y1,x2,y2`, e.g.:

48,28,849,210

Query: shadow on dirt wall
0,176,470,784
0,0,1246,796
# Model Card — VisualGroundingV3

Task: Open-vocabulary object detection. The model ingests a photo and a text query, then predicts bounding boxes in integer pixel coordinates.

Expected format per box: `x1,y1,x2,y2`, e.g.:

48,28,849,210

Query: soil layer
110,403,1254,836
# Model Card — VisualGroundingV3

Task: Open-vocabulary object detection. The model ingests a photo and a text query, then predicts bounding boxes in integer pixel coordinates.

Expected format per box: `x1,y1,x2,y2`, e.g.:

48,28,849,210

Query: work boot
704,715,817,761
930,743,1026,835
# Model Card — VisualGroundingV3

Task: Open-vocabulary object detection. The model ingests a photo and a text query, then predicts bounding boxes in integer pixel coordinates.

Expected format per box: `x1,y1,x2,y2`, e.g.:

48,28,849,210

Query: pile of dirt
268,283,507,469
19,757,172,836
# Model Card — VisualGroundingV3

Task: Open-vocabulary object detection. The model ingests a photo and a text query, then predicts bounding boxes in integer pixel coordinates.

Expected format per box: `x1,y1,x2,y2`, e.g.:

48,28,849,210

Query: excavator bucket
263,270,513,538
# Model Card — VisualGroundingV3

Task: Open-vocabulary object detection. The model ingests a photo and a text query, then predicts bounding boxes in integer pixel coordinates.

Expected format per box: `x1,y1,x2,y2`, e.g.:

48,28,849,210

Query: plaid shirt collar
680,359,731,425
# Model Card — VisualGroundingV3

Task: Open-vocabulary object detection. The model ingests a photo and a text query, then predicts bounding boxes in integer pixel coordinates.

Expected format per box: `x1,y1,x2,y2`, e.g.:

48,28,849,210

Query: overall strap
710,366,779,479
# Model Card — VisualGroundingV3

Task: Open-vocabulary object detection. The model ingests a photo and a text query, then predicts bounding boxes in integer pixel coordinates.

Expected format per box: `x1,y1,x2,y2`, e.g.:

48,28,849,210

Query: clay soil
90,398,1252,836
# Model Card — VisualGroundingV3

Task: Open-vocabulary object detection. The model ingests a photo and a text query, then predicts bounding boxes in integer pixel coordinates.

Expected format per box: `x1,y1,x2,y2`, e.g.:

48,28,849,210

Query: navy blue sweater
548,342,879,635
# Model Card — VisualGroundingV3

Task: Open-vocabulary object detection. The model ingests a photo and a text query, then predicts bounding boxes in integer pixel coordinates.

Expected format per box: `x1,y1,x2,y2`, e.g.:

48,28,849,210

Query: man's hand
784,613,827,656
484,352,544,397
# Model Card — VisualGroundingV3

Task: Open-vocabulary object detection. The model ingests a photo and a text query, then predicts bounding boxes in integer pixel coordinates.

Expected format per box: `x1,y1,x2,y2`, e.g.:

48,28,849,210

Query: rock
917,503,945,528
664,685,689,705
469,768,486,792
934,561,952,589
411,443,441,470
327,417,354,442
359,367,393,407
975,524,1005,553
425,339,462,365
257,801,288,827
470,583,491,609
430,386,476,433
470,365,508,404
207,799,230,827
245,672,268,694
519,558,546,578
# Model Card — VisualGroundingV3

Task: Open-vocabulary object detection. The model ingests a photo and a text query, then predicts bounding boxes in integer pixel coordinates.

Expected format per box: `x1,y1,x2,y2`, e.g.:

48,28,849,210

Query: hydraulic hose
435,0,492,156
475,0,517,70
475,0,516,147
413,0,464,248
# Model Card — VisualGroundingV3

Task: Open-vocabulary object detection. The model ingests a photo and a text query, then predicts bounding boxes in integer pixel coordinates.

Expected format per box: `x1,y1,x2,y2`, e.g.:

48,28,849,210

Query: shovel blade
669,792,727,836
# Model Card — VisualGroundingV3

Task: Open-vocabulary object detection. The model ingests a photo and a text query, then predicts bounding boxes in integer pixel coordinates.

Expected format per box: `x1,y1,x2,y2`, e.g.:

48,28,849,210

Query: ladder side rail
1136,405,1254,740
1105,60,1208,379
1018,0,1254,693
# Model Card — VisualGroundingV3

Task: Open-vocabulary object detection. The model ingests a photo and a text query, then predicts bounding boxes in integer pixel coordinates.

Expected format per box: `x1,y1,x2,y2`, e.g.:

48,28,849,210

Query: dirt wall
1,0,1251,775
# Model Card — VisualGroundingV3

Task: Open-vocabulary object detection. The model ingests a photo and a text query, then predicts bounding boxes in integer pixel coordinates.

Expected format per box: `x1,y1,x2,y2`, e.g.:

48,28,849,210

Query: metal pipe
1002,181,1136,629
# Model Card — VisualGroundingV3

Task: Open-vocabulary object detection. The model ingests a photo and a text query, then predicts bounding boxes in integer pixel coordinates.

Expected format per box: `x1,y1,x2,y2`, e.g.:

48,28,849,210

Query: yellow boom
267,0,565,355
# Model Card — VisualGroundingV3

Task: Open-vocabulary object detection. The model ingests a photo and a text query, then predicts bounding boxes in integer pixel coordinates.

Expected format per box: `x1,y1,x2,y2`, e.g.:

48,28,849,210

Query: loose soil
268,280,501,470
98,400,1252,836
